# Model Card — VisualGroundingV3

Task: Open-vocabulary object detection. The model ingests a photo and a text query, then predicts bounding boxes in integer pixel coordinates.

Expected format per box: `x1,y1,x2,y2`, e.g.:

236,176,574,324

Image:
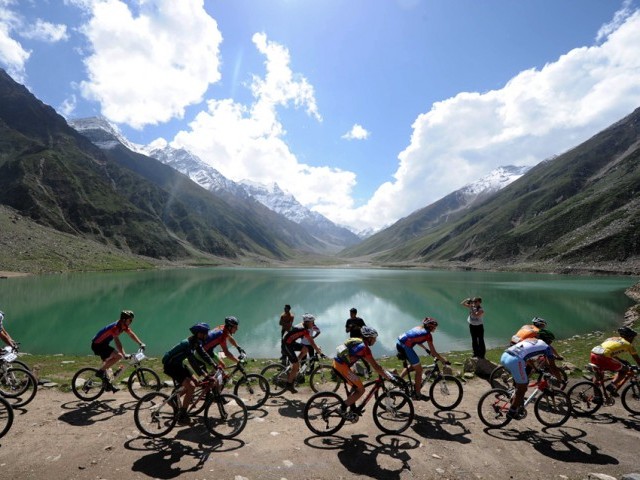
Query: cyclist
500,329,564,419
162,322,218,424
590,326,640,397
282,313,323,393
396,317,449,401
0,310,18,349
333,326,395,419
91,310,145,392
202,316,244,367
511,317,564,361
299,318,321,363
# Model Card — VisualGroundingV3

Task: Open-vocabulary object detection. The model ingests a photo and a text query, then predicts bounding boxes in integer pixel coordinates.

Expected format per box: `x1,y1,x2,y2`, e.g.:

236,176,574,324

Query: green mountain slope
343,106,640,272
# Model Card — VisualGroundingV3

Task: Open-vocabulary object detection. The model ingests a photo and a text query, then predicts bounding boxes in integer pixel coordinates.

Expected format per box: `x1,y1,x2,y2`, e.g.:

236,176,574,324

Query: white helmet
360,326,378,338
302,313,316,324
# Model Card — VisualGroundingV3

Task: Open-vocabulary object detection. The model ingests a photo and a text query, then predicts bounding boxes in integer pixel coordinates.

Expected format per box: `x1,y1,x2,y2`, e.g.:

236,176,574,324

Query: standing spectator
461,297,485,359
345,307,366,338
279,304,294,364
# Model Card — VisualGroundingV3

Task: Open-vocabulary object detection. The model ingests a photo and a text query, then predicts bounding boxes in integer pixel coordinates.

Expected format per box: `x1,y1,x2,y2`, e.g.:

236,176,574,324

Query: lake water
0,268,636,358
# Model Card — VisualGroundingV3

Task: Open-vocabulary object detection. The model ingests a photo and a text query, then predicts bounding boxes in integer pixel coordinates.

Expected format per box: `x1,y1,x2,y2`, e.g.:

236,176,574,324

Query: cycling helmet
302,313,316,324
189,322,210,335
224,316,239,327
536,328,555,344
617,326,638,340
423,317,439,328
360,326,378,338
120,310,134,321
532,317,547,328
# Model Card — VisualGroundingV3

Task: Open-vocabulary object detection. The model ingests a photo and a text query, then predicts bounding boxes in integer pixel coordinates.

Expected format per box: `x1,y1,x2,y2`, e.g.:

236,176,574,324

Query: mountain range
1,67,638,275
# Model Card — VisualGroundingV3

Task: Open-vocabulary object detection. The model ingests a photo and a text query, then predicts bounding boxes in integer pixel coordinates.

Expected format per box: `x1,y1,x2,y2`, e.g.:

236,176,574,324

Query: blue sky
1,1,640,232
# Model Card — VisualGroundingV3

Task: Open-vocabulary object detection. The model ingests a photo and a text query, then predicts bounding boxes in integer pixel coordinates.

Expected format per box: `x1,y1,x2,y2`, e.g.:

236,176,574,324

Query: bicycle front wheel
303,391,346,436
429,375,463,410
0,396,14,439
204,393,248,439
233,373,270,410
260,363,288,396
71,367,106,401
621,381,640,414
534,389,571,427
477,388,512,428
134,392,177,438
309,365,341,393
567,381,602,416
373,391,414,434
0,367,37,407
127,367,162,400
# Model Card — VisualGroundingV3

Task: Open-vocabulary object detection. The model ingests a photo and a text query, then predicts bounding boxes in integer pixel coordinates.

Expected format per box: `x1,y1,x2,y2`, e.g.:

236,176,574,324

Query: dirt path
1,379,638,480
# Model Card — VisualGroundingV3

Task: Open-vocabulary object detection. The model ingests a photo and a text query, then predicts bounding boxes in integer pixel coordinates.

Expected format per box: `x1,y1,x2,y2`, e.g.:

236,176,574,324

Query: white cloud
78,0,222,129
172,33,356,209
21,19,68,42
320,9,640,231
59,94,77,118
0,1,30,81
342,124,370,140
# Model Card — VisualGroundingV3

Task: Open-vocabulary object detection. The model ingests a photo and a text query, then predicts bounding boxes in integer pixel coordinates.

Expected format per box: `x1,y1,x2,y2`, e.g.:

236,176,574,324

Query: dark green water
0,268,636,358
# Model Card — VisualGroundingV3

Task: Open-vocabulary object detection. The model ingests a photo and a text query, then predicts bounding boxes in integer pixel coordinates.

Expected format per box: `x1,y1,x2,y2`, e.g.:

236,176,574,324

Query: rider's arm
308,336,323,356
546,357,564,383
221,342,238,364
365,355,393,380
426,339,447,364
126,329,144,348
114,336,125,356
632,352,640,366
0,329,16,347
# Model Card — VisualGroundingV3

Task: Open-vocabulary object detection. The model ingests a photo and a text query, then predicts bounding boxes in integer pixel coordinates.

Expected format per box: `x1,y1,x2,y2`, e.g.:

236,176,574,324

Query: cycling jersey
202,325,230,352
301,324,320,346
91,321,131,345
0,311,4,330
511,324,539,344
283,324,313,345
397,326,432,348
162,337,215,375
334,338,373,366
505,338,553,361
591,337,638,357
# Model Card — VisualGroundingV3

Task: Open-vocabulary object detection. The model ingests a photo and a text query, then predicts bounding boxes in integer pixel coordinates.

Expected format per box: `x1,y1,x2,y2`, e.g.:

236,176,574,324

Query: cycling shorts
501,351,528,384
590,352,623,372
396,341,420,366
332,360,363,390
283,341,303,364
91,342,115,361
163,362,192,385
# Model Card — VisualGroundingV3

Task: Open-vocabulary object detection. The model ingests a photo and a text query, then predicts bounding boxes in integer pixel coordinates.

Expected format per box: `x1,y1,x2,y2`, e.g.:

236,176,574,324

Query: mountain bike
1,344,31,371
208,352,270,410
477,371,571,428
568,363,640,416
303,374,414,436
134,368,248,439
490,354,568,390
261,353,331,395
71,347,161,401
0,395,13,439
392,357,463,410
0,346,38,407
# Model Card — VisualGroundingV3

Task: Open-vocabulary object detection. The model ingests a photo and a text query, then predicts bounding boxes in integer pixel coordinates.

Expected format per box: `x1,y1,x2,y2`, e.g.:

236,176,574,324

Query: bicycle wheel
127,367,162,400
621,381,640,414
373,390,414,434
567,381,603,416
203,393,248,439
260,363,288,396
233,373,270,410
429,375,463,410
303,391,346,436
134,392,178,438
0,366,31,397
534,389,571,427
0,396,14,439
477,388,512,428
3,367,37,408
309,365,341,393
489,365,514,390
71,367,106,401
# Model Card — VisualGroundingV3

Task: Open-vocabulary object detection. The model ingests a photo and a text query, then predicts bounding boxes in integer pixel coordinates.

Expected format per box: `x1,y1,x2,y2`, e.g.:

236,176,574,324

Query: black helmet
189,322,210,335
536,328,555,344
120,310,134,321
423,317,438,329
224,316,239,327
532,317,547,328
618,326,638,340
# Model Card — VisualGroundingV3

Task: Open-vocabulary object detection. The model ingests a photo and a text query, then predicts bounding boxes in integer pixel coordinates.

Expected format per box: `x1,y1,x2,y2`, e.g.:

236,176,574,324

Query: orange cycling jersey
511,324,539,344
591,337,638,358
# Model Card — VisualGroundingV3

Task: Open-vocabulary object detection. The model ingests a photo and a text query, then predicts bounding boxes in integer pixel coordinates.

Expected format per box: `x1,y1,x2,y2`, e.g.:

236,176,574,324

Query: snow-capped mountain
461,165,530,196
69,117,145,154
